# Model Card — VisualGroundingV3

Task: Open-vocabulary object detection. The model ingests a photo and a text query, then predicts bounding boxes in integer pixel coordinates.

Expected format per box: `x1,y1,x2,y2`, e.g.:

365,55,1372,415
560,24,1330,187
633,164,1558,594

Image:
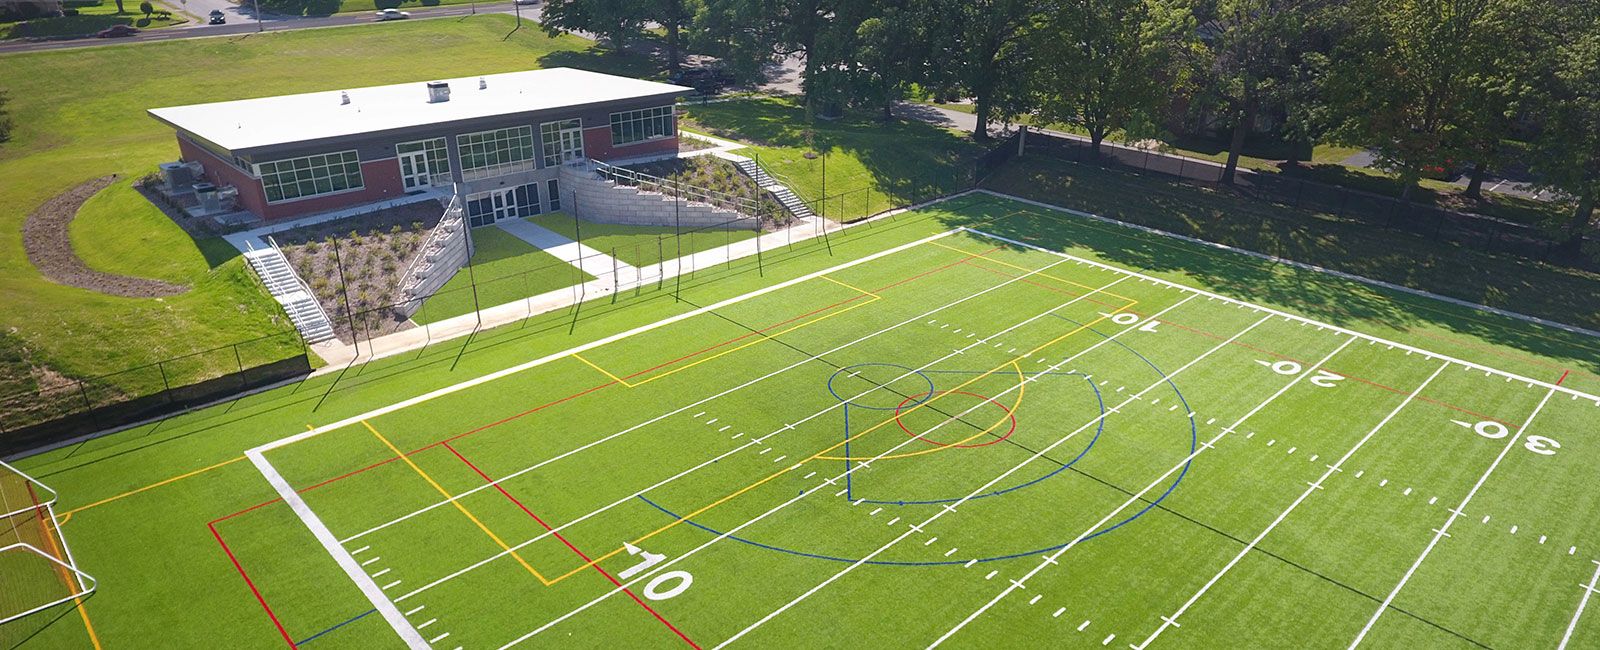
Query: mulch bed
22,175,189,298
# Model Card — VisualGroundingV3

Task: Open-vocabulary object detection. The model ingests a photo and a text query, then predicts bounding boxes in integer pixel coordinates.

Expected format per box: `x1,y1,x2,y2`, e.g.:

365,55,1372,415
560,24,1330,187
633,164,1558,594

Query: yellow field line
545,300,1131,583
362,420,555,586
61,456,248,518
813,361,1025,461
819,274,882,299
575,279,883,389
929,240,1139,304
35,494,101,648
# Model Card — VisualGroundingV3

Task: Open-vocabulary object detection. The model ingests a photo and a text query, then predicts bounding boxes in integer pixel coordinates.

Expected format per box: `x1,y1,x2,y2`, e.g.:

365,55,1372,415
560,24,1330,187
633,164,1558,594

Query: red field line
443,443,701,649
210,522,298,648
1558,369,1571,386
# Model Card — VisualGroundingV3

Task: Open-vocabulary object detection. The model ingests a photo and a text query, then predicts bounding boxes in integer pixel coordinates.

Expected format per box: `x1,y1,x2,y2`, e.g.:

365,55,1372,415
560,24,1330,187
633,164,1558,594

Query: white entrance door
400,151,431,190
558,126,584,164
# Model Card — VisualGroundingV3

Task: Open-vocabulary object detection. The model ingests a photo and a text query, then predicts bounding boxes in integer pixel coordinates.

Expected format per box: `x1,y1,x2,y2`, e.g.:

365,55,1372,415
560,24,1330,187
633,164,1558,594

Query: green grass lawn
682,97,987,223
0,15,653,415
7,194,1599,649
414,225,594,324
984,155,1600,336
0,0,184,39
529,212,760,268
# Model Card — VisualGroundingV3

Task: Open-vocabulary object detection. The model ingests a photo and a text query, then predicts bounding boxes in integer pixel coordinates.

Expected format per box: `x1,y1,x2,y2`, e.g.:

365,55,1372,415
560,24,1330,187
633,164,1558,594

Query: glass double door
466,183,541,227
400,150,433,190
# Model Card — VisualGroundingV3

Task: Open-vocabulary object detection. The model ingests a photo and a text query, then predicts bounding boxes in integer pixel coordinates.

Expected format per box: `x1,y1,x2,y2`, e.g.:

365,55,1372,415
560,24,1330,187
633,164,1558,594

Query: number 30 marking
1460,420,1560,457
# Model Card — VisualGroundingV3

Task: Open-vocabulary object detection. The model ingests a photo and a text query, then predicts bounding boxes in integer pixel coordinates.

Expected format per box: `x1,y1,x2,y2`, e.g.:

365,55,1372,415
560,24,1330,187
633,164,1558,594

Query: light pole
253,0,262,31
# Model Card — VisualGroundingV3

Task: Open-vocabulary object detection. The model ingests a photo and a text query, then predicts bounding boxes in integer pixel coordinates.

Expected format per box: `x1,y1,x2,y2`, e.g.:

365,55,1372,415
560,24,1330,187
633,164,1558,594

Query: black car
208,9,225,24
670,67,736,96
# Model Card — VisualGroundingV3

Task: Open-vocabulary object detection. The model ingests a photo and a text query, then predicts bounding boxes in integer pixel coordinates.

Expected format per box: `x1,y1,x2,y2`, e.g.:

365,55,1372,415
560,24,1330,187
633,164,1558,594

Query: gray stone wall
559,165,759,230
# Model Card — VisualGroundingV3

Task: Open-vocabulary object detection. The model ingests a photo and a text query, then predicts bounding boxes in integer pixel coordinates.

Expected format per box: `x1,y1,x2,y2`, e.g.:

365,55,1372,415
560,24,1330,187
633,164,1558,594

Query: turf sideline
502,291,1244,648
1561,561,1600,649
964,227,1600,404
1349,387,1559,648
245,451,430,650
245,227,967,459
386,270,1134,603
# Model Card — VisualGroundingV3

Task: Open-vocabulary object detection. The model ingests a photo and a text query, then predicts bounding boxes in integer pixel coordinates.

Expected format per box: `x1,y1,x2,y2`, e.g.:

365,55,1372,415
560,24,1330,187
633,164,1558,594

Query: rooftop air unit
426,81,450,103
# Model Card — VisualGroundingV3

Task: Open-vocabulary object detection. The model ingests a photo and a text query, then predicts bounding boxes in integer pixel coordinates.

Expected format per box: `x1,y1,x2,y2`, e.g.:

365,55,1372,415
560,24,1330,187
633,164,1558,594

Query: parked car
669,67,736,96
95,24,139,37
208,9,225,24
375,8,409,20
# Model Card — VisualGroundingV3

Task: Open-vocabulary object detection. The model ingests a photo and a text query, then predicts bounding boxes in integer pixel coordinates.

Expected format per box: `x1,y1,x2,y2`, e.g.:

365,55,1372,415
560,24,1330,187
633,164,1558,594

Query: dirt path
23,175,190,298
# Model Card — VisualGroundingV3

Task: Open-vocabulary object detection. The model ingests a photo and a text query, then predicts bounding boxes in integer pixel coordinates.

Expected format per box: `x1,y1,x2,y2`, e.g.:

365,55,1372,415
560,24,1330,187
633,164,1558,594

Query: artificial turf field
6,193,1600,650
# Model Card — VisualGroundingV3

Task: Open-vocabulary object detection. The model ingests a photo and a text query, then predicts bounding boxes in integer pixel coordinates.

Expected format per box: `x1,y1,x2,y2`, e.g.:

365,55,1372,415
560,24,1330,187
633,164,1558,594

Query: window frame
255,150,365,204
608,106,675,147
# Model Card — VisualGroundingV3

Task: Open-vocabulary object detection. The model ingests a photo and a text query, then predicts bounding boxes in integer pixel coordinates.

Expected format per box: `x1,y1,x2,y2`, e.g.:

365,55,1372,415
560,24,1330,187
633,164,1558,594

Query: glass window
456,126,535,176
255,150,364,204
540,119,583,167
609,106,675,146
547,179,561,212
514,182,541,217
396,138,451,175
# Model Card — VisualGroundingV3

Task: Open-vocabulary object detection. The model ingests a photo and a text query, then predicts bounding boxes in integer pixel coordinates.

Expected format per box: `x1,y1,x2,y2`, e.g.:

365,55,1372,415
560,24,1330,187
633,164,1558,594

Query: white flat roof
148,68,692,152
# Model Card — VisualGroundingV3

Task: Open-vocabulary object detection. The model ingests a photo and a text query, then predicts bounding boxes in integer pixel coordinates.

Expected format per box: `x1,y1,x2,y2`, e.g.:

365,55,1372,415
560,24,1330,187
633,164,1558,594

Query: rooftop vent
340,91,350,105
478,77,487,90
426,81,450,104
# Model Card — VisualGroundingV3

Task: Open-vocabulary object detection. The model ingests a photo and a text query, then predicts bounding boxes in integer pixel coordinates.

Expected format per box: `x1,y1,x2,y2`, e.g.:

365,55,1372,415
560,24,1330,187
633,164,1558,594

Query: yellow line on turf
929,240,1139,304
573,278,882,389
62,456,248,518
36,502,101,649
362,420,555,586
545,299,1130,583
813,361,1026,461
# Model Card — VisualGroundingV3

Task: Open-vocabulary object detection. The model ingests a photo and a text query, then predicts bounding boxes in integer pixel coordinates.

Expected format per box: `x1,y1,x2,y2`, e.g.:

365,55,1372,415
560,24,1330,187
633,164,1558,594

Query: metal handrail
399,195,465,295
591,159,760,215
266,235,335,333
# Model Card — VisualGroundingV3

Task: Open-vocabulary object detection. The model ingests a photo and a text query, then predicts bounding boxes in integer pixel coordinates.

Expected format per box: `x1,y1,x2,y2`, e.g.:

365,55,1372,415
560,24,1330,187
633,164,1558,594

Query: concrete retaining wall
559,164,759,230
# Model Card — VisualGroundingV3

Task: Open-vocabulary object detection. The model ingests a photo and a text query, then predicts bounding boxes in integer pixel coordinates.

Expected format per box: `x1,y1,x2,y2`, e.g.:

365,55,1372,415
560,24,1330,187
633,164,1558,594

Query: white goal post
0,459,96,627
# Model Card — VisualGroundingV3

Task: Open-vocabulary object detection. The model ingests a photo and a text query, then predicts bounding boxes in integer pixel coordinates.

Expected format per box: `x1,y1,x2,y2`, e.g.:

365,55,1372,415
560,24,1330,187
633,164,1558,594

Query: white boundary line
246,227,966,458
964,227,1600,404
1349,387,1558,648
1126,358,1449,650
339,241,1107,547
716,296,1252,648
496,293,1223,649
246,450,429,650
0,542,97,625
929,333,1360,649
1559,561,1600,649
387,270,1135,601
974,189,1600,342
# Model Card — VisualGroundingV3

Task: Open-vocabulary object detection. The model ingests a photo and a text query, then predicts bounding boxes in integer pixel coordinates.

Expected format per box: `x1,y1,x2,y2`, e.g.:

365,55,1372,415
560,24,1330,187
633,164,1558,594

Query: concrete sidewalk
495,218,640,280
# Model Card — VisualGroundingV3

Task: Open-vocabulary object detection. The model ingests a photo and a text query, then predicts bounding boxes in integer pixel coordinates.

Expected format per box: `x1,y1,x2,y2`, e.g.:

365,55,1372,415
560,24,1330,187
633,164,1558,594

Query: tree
838,1,937,121
139,0,152,16
931,0,1048,140
1527,0,1599,256
540,0,648,51
1320,0,1519,202
695,0,842,106
1031,0,1196,156
1190,0,1311,184
113,0,124,13
646,0,696,73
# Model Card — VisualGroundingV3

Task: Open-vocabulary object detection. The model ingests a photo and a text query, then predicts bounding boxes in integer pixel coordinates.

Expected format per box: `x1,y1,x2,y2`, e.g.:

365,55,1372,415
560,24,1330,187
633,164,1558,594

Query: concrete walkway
494,218,640,280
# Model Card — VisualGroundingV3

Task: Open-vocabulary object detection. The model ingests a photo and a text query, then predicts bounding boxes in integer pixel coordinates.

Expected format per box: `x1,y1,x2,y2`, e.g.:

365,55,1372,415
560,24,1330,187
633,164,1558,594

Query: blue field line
296,608,377,646
636,315,1200,565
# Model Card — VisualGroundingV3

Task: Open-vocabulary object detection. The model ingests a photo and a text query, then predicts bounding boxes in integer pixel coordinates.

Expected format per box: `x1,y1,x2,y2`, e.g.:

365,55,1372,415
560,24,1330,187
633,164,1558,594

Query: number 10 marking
618,542,695,600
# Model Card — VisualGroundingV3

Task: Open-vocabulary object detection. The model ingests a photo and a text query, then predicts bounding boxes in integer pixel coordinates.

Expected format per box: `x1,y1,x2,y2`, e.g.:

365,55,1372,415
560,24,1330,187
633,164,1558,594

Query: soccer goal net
0,459,95,628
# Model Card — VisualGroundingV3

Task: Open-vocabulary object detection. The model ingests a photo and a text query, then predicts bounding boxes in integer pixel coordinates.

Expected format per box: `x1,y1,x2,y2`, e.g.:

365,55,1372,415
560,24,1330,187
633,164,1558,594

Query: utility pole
513,0,520,27
253,0,262,32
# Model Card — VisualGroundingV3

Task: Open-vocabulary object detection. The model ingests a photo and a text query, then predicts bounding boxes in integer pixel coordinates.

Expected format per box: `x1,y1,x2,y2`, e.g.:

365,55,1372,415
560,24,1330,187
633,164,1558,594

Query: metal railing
399,194,465,296
591,159,762,216
266,234,335,337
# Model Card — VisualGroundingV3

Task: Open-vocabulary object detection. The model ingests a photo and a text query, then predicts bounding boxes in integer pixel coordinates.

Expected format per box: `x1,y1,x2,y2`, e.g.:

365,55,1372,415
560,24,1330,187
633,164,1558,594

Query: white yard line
1122,358,1448,650
928,333,1359,649
342,245,1109,548
249,228,966,458
246,450,429,650
500,294,1234,649
1559,561,1600,649
1350,387,1558,648
964,226,1600,403
392,271,1138,603
714,299,1248,649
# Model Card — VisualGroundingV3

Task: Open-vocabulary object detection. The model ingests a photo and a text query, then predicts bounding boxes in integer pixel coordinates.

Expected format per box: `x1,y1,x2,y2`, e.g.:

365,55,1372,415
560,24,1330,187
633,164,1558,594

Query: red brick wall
176,136,408,221
582,125,678,162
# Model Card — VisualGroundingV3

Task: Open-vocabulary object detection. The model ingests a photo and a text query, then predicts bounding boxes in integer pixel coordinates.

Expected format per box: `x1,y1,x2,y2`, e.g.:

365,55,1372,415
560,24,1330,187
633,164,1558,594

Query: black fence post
157,360,173,404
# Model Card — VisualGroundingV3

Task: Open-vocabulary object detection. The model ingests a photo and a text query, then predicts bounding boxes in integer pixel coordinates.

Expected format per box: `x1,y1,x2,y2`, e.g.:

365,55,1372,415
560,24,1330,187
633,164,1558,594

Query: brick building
148,68,691,226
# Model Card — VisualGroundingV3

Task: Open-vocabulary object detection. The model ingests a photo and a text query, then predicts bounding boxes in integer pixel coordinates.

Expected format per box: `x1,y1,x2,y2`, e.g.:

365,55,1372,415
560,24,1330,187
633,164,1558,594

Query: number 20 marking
1261,360,1342,387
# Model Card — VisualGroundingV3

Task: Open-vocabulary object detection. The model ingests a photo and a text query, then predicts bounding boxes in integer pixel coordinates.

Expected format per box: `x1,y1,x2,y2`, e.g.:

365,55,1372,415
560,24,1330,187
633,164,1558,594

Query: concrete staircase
726,154,817,223
398,197,470,316
244,239,336,344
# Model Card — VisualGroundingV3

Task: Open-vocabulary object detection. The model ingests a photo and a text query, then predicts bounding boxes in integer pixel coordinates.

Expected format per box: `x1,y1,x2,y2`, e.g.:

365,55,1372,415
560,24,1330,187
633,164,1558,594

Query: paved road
0,1,536,54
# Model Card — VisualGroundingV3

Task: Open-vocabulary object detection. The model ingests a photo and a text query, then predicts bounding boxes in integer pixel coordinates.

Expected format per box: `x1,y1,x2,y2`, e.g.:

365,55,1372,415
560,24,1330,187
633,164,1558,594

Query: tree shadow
953,159,1600,377
535,48,660,80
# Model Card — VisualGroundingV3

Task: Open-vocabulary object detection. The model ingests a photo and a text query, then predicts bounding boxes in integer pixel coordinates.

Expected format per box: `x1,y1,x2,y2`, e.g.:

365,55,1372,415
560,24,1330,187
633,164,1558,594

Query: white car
375,8,410,20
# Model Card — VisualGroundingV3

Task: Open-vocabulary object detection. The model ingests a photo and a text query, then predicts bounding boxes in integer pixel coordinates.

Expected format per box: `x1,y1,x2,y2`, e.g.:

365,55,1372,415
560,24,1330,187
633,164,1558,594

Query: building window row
256,150,363,204
396,138,451,174
458,126,536,179
610,106,674,146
